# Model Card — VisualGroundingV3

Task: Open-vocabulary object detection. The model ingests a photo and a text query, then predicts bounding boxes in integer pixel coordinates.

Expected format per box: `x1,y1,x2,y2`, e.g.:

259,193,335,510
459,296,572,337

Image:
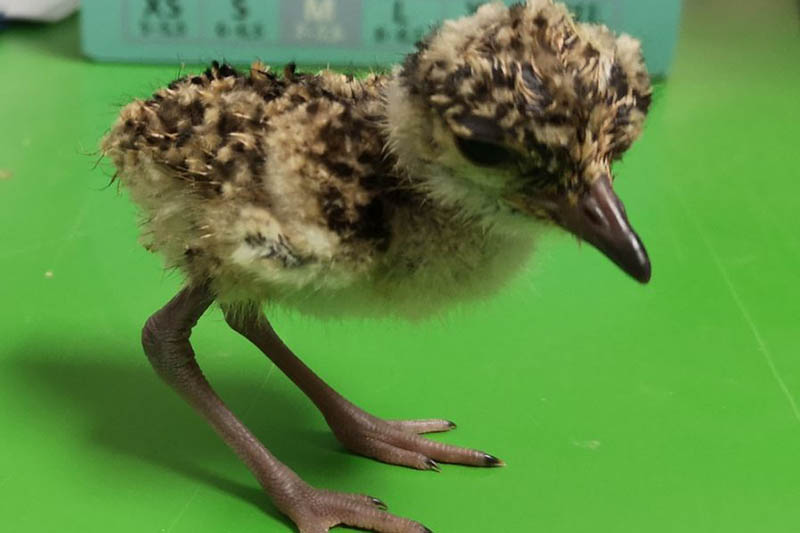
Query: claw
425,458,441,472
370,497,388,511
446,420,457,430
484,454,505,467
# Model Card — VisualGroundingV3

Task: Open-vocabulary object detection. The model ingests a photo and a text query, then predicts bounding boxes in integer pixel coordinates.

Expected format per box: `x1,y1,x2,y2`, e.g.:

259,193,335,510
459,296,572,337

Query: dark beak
554,177,651,284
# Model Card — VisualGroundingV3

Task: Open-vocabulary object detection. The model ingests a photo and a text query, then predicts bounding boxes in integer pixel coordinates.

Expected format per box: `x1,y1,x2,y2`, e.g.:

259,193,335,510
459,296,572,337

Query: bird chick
102,1,652,532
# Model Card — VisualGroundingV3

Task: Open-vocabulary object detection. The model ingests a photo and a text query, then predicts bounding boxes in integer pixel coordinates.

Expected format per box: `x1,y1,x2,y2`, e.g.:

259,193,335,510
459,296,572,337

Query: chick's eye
455,137,512,167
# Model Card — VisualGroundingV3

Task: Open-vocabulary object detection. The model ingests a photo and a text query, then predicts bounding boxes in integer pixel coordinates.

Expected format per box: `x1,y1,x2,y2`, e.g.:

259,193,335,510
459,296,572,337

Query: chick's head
388,0,653,282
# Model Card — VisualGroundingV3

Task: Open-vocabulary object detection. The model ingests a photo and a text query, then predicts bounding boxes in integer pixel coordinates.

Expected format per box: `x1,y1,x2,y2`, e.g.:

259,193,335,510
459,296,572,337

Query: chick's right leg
224,308,500,472
141,284,430,533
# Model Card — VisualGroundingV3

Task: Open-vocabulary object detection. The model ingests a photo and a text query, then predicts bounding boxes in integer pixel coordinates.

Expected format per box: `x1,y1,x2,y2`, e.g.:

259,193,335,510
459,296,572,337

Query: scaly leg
224,306,503,471
142,285,430,533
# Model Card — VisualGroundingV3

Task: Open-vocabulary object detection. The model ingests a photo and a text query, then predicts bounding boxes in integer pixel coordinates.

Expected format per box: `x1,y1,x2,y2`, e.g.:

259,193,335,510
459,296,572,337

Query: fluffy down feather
103,0,650,319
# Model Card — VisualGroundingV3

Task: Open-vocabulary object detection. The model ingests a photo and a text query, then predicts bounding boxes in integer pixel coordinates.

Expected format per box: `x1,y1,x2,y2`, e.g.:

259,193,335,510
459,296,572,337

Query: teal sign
82,0,681,75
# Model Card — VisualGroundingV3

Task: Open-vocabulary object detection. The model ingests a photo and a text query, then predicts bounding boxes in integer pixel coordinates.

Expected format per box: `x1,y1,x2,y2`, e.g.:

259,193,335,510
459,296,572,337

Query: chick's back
103,62,396,301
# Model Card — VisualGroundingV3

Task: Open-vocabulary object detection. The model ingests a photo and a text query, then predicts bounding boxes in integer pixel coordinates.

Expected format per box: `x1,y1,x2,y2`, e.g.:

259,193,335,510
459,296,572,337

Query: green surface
1,3,799,532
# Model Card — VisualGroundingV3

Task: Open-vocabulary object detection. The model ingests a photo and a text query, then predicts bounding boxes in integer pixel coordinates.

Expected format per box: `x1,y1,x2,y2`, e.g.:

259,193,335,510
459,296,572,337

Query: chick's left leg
143,286,430,533
225,308,503,471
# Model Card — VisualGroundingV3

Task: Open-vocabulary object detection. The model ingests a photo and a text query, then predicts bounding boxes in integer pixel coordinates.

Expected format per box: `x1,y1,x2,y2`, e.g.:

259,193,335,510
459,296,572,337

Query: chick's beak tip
558,177,651,284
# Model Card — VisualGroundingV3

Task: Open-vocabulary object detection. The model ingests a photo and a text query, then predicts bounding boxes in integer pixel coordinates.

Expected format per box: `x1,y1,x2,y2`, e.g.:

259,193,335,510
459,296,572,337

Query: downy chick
102,1,652,532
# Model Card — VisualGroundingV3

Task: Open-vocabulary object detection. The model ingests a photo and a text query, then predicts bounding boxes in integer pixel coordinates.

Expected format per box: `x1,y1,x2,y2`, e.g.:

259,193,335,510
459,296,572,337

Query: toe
336,506,431,533
347,436,438,471
389,432,503,467
298,489,430,533
388,419,457,434
329,492,389,510
318,490,389,511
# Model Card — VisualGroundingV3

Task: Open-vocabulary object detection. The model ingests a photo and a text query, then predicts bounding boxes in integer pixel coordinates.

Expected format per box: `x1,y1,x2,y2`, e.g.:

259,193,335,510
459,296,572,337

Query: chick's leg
142,285,430,533
225,308,502,471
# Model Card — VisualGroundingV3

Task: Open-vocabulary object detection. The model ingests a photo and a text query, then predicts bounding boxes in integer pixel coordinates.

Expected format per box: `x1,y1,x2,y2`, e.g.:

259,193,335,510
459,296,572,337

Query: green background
1,1,799,532
80,0,681,77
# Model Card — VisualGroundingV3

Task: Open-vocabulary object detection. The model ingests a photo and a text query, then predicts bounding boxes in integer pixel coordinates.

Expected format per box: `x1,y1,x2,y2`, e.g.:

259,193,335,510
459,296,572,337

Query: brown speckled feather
106,6,656,530
104,62,412,305
103,0,651,318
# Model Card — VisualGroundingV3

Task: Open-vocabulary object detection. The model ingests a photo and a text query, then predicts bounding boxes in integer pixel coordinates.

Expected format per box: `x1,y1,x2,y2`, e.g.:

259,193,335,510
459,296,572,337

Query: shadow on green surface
8,340,372,529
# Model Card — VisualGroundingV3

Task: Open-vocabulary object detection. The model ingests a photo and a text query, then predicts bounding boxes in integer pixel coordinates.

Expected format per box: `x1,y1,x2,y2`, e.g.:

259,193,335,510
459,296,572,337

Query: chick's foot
323,401,504,471
223,309,504,471
280,483,430,533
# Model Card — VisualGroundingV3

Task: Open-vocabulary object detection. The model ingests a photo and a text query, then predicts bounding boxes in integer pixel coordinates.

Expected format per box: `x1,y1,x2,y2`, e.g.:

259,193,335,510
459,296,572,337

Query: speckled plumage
103,0,651,319
105,3,654,531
